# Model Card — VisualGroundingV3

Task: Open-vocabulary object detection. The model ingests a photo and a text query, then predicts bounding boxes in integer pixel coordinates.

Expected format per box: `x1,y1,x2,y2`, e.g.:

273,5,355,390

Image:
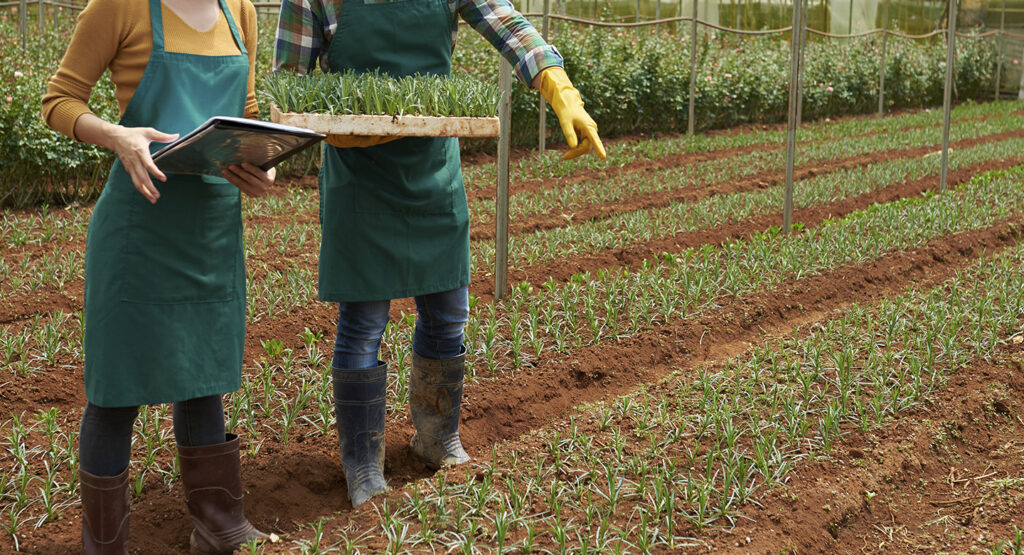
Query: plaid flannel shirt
273,0,562,86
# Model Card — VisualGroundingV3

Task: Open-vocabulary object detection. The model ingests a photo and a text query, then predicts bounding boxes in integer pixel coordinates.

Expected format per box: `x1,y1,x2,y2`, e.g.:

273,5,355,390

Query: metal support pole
783,0,804,234
848,0,853,35
636,0,641,21
19,0,27,49
538,0,549,155
795,0,807,127
38,0,43,32
878,0,890,117
656,0,661,19
939,0,957,191
995,0,1005,100
687,0,698,136
495,57,513,301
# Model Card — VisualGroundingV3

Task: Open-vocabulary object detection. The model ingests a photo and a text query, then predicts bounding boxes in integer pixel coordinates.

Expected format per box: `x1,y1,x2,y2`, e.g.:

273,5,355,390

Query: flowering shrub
0,15,118,207
452,25,997,145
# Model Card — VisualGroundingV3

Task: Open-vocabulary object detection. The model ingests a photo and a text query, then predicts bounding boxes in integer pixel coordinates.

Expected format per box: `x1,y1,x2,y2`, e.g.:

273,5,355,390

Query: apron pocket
121,185,242,304
352,137,456,216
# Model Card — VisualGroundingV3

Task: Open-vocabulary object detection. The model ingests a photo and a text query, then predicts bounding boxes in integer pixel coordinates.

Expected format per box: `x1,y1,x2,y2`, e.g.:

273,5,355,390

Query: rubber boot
409,349,471,468
178,434,269,554
333,362,389,508
80,467,130,555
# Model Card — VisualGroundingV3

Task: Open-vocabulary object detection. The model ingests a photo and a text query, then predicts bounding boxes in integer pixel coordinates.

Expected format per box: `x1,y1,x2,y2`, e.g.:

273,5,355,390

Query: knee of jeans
335,304,389,355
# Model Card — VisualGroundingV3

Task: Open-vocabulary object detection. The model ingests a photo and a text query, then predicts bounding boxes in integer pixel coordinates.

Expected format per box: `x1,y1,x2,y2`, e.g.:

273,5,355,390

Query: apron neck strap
219,0,247,56
147,0,247,56
149,0,166,52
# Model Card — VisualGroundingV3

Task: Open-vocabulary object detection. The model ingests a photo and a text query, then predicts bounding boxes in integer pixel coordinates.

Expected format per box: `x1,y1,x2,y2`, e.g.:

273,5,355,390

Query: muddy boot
333,362,389,508
80,467,131,555
178,434,269,554
409,349,471,468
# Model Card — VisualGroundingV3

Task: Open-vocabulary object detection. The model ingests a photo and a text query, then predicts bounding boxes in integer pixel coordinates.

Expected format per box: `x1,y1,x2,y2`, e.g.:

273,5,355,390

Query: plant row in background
467,106,1024,227
0,11,1002,207
262,70,500,118
459,99,1021,190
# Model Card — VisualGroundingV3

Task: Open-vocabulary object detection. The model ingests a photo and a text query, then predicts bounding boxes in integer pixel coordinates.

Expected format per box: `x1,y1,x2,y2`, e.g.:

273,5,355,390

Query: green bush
0,14,117,207
451,25,996,145
0,12,1000,207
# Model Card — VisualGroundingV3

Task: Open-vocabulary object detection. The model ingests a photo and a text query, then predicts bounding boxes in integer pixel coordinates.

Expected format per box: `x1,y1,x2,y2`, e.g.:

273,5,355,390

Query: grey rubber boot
80,466,130,555
333,362,389,508
409,349,471,468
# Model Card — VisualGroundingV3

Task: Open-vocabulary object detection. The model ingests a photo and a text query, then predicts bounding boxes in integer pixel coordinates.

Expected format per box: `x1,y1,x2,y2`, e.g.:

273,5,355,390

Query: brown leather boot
178,434,269,554
80,467,130,555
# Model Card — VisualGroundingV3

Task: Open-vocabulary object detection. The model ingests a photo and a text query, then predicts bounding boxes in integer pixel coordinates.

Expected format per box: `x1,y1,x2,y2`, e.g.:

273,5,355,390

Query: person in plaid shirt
274,0,605,509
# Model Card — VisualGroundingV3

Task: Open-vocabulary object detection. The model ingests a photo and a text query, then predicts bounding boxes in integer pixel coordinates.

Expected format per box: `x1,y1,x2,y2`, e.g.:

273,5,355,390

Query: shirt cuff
514,44,563,88
46,102,94,142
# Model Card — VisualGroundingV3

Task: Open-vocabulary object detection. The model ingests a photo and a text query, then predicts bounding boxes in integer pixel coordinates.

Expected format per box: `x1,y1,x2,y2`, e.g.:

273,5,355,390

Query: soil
3,106,1024,553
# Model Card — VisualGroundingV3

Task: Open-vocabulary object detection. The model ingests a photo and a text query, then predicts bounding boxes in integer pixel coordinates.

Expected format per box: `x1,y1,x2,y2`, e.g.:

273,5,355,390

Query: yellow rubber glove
537,67,606,160
325,134,399,148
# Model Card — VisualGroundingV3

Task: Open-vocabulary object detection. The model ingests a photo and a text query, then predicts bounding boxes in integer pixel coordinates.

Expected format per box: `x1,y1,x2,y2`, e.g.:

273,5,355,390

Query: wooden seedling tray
270,104,500,138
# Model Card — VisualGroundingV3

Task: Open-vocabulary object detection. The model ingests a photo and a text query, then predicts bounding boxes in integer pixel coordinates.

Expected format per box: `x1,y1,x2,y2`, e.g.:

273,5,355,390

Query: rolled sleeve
274,0,323,74
459,0,563,86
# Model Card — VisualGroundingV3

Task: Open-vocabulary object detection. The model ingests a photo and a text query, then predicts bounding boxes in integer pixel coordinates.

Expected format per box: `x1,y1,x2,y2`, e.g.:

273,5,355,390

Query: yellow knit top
42,0,259,141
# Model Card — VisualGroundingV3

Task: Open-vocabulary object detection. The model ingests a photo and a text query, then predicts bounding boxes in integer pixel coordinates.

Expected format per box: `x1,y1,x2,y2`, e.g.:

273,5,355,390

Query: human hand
108,126,179,204
536,67,607,161
325,134,400,148
223,162,276,197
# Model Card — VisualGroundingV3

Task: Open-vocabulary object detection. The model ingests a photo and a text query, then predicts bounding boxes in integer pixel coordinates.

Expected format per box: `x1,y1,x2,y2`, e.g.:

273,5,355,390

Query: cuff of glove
537,67,584,113
325,134,398,149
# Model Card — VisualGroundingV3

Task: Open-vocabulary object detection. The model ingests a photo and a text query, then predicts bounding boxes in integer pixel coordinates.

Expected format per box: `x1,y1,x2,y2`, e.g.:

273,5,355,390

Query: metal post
538,0,550,155
939,0,956,191
687,0,698,136
848,0,853,35
636,0,641,22
38,0,43,32
496,57,513,300
795,0,807,127
19,0,27,49
995,0,1005,100
878,0,890,116
783,0,804,234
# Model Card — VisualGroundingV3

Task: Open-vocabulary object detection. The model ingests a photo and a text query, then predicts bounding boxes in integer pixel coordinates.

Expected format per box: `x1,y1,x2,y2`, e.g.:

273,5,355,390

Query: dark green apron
318,0,470,302
83,0,249,407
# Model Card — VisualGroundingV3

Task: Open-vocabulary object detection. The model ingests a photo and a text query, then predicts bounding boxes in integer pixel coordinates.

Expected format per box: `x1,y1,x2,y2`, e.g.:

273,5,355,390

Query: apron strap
149,0,166,52
148,0,246,55
218,0,247,56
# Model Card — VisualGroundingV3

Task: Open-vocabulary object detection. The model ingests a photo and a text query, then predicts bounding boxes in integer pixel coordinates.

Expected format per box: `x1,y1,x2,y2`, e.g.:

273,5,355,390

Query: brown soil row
466,155,1024,303
461,108,1002,205
717,347,1024,554
468,127,1024,242
11,216,1020,554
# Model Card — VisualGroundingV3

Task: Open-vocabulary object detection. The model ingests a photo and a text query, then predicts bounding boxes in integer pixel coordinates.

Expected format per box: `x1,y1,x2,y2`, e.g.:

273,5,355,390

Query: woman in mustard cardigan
43,0,274,552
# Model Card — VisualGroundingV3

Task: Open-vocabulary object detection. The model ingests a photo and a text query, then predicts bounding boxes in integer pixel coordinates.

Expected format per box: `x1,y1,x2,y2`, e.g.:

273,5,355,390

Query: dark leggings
79,395,226,476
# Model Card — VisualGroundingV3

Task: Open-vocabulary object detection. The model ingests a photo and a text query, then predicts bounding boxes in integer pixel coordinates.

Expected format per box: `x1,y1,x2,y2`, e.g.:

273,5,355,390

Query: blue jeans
332,286,468,369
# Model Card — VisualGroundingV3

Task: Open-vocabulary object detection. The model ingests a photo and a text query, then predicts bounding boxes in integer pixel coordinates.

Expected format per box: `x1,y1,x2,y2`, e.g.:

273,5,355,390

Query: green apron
318,0,470,302
83,0,249,407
